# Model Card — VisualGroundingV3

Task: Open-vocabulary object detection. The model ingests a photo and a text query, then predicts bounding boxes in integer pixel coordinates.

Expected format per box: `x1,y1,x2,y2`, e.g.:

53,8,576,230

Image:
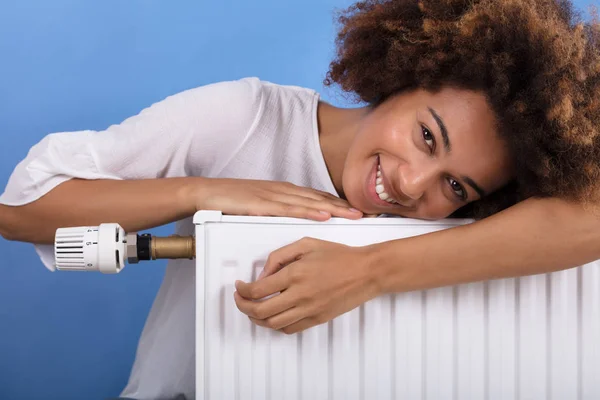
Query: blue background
0,0,595,398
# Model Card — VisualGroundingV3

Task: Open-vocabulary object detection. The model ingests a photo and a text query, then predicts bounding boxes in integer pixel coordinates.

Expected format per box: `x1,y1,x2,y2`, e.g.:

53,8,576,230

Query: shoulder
168,77,314,121
187,77,264,103
186,77,318,129
189,77,317,108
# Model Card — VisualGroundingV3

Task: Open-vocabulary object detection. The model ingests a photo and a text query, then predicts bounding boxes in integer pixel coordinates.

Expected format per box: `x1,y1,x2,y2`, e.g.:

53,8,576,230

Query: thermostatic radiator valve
54,223,195,274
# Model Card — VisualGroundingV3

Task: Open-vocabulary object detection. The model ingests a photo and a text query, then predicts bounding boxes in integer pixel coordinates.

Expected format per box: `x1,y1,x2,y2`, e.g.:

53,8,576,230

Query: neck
317,101,370,198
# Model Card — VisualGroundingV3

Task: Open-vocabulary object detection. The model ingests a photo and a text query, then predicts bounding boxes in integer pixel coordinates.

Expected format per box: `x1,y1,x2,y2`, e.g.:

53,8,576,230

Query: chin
342,187,371,214
344,193,369,213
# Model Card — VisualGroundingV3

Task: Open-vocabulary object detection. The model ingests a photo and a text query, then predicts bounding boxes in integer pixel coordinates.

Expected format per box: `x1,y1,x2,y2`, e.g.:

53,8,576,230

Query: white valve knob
54,223,127,274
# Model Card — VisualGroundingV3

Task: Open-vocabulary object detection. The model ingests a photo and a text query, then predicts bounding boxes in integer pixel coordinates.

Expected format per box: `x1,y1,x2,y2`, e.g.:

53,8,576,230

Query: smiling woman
0,0,599,398
323,87,512,220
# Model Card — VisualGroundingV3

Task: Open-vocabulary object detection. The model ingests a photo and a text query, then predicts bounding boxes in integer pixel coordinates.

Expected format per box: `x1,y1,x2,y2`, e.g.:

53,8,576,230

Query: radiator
194,211,600,400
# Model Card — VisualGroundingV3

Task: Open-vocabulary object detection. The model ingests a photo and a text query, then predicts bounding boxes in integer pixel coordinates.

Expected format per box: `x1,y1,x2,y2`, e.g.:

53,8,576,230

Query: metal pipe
150,235,196,260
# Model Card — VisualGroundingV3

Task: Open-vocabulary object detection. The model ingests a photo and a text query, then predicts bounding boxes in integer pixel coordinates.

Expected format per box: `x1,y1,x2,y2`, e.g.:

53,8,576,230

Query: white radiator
194,211,600,400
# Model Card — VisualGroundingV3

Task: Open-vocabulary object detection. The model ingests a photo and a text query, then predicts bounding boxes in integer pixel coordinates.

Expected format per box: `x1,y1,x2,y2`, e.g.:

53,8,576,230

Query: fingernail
258,270,265,279
319,211,330,215
349,208,361,213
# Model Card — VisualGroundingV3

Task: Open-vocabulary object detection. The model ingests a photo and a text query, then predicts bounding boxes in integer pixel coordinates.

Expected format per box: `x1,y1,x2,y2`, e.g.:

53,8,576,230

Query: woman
1,0,598,399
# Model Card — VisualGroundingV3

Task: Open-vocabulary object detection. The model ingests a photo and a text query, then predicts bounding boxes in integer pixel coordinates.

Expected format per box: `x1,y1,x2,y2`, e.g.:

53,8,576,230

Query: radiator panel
195,214,600,400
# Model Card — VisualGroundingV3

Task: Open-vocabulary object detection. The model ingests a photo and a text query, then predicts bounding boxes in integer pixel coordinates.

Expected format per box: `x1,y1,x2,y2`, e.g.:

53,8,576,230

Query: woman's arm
234,196,600,334
370,196,600,293
0,177,197,244
0,176,360,245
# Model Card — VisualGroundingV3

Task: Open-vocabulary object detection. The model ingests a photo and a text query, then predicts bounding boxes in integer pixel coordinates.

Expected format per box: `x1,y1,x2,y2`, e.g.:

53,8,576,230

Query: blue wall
0,0,594,399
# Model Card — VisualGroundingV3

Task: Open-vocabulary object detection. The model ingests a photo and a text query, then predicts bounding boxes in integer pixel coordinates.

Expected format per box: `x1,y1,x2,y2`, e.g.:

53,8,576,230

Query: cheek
361,112,413,149
340,156,369,206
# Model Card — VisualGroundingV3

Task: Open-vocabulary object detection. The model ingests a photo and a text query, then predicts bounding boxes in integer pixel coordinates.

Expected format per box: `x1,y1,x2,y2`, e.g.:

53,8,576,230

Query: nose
398,162,437,200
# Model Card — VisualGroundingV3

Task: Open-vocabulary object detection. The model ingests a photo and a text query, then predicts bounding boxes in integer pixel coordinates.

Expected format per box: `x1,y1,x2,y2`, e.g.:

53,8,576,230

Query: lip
366,155,413,209
379,160,403,204
366,156,400,208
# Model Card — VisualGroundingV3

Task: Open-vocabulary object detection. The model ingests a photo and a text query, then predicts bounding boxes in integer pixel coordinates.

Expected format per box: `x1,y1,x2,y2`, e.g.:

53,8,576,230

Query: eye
448,177,467,201
421,125,435,153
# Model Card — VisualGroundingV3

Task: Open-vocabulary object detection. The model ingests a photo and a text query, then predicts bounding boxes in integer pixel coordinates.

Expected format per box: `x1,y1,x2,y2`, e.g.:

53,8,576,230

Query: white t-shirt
0,78,338,399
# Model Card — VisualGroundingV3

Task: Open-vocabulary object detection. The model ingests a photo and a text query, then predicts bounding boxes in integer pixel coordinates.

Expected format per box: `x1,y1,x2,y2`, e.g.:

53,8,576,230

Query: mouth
367,156,400,207
375,162,399,205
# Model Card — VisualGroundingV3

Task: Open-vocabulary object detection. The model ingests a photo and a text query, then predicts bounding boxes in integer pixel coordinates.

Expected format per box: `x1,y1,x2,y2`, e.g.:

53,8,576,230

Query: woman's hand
194,178,362,221
233,237,380,334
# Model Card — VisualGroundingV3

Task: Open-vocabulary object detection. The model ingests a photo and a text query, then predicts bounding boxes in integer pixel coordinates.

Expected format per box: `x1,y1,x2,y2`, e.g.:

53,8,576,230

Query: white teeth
375,160,398,205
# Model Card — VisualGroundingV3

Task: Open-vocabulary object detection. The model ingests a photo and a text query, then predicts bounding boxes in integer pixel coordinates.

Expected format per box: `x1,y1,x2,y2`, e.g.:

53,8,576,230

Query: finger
284,194,363,218
234,290,296,320
248,306,305,330
275,184,351,206
267,202,333,221
280,317,321,335
263,183,358,213
259,239,313,279
270,195,362,220
235,270,289,300
363,213,380,218
296,190,355,208
248,316,270,328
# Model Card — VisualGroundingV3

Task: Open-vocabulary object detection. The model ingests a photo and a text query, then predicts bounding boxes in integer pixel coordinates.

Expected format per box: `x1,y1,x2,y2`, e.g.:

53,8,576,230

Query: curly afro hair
325,0,600,218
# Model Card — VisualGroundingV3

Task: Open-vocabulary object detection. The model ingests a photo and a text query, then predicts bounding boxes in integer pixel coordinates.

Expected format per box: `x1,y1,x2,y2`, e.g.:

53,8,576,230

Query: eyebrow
463,176,486,198
428,107,487,199
428,107,450,152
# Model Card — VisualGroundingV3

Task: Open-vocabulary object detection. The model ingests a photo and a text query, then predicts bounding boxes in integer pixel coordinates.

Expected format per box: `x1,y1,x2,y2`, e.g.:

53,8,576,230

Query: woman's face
342,87,513,220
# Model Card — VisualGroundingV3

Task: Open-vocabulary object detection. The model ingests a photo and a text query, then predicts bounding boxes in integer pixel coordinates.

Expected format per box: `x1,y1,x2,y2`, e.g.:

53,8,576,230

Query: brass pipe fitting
150,235,196,260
